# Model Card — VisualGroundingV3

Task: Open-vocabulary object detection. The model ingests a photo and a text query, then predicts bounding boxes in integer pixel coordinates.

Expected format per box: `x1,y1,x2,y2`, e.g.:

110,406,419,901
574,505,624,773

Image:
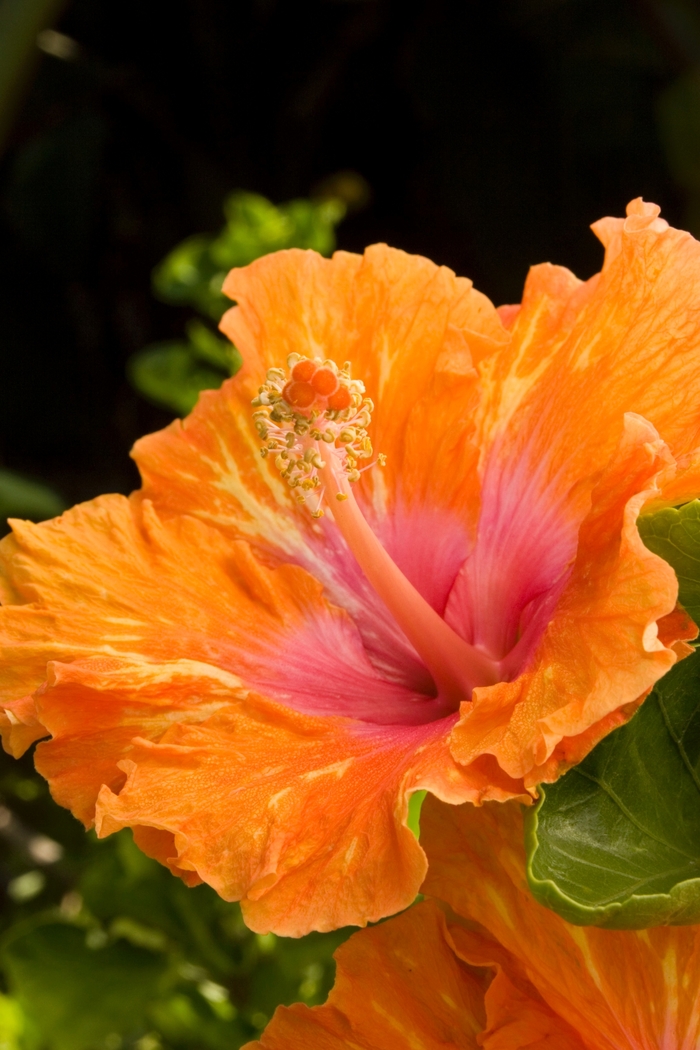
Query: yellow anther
321,431,335,443
311,508,324,519
336,493,349,502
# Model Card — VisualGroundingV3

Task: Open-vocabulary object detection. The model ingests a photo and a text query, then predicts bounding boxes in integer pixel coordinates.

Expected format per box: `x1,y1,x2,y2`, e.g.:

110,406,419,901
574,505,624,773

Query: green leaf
127,342,226,416
525,646,700,928
0,469,65,522
1,920,169,1050
637,500,700,624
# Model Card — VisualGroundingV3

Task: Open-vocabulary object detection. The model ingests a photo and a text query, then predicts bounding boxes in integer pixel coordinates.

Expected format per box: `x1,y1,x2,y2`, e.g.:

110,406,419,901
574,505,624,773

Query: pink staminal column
319,458,501,707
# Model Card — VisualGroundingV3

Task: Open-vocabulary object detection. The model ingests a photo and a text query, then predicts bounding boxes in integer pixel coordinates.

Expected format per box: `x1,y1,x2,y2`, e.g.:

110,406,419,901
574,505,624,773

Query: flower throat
252,355,500,706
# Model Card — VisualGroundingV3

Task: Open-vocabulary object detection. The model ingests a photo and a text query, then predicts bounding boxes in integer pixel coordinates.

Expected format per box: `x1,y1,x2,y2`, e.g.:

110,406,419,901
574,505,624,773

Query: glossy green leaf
1,921,169,1050
127,342,226,416
525,646,700,928
637,500,700,623
0,469,65,522
525,498,700,927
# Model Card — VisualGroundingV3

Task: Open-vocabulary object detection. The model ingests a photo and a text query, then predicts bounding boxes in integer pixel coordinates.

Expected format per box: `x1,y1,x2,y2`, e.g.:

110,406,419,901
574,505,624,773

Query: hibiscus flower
1,199,698,935
247,798,700,1049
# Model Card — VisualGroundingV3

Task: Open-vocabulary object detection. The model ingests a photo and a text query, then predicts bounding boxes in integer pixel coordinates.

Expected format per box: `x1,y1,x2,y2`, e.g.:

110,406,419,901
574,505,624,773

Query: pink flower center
252,356,501,710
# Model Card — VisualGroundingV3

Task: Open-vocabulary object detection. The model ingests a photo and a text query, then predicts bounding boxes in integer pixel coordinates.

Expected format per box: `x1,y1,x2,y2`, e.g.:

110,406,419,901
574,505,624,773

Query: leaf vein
572,768,697,861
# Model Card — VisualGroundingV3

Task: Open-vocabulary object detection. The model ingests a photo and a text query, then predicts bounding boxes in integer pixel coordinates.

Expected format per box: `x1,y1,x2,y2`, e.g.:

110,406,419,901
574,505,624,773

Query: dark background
1,0,697,508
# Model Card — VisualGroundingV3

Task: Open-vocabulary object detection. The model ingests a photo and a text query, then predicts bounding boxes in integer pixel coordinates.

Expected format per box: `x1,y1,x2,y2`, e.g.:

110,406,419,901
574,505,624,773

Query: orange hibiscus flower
248,799,700,1049
1,199,699,935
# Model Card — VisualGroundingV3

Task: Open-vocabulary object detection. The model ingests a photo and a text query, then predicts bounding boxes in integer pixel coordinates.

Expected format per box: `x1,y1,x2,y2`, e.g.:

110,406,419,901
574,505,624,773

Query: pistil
252,354,501,707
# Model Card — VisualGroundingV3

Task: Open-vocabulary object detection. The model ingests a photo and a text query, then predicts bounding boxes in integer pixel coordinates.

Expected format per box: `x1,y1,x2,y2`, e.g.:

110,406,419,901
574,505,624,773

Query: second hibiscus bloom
1,199,698,934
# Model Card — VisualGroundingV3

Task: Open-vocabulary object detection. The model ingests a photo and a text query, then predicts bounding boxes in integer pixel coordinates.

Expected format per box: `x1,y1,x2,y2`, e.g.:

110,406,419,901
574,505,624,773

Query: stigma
252,355,501,706
252,354,383,516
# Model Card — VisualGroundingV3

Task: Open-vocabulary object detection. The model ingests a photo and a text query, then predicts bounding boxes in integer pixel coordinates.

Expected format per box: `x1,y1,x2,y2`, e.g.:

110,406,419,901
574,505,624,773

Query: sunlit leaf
152,191,345,321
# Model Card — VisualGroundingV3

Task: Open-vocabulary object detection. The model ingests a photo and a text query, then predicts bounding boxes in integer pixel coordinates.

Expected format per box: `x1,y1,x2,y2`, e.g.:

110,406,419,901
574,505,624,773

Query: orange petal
0,491,348,713
131,246,510,695
0,694,47,758
479,969,588,1050
478,199,700,494
92,697,525,936
222,244,508,518
31,655,243,826
134,245,508,544
245,898,588,1050
244,900,489,1049
450,413,683,785
455,196,700,673
422,797,700,1050
0,485,521,933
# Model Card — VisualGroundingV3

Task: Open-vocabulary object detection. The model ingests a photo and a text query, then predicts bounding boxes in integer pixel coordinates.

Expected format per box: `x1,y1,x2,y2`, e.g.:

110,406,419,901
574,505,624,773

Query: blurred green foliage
0,469,65,540
0,470,65,526
0,756,350,1050
128,190,347,416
